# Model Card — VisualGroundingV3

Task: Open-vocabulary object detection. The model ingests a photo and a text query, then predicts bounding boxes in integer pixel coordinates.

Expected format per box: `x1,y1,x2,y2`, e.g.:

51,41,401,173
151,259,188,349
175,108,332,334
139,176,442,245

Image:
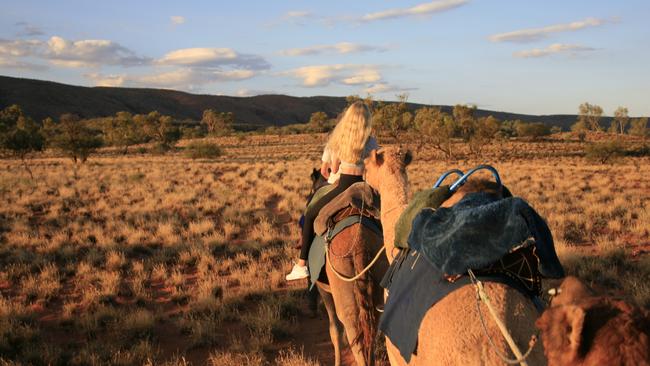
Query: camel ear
565,305,586,356
404,150,413,166
369,148,384,166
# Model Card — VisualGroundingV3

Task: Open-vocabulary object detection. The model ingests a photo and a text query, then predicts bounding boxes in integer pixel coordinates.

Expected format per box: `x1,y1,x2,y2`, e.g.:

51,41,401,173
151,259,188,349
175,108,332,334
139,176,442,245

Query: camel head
536,276,650,366
363,147,412,193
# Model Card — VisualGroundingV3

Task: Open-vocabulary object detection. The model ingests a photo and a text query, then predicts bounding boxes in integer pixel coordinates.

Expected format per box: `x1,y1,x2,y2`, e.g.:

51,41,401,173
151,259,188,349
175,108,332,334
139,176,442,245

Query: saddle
307,182,382,289
314,182,381,236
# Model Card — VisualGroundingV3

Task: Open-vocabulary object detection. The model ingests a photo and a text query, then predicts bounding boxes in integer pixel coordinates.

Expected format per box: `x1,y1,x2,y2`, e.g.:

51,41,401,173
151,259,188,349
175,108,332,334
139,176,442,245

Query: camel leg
327,269,369,366
317,283,344,366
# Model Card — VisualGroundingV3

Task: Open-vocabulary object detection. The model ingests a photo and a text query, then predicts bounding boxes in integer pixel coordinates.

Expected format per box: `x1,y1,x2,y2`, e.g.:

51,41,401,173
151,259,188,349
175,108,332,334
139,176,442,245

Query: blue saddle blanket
408,192,564,278
308,215,382,289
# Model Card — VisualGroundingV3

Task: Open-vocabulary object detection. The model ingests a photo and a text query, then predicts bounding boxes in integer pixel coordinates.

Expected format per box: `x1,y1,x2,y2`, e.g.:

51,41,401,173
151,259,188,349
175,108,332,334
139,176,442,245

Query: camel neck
379,178,409,265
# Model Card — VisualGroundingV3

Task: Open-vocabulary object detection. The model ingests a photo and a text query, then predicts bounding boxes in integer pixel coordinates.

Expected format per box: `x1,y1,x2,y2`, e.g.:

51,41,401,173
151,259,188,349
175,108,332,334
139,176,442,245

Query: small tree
373,94,412,141
576,102,604,131
610,106,629,135
136,111,181,150
308,111,329,132
45,113,102,163
452,104,476,141
0,105,44,178
629,117,648,141
414,107,457,159
468,115,500,156
102,111,141,153
497,120,517,139
202,109,234,136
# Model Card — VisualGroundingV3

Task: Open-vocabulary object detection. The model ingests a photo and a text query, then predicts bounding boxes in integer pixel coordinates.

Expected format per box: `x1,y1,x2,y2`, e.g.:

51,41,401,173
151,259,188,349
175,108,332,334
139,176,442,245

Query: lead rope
468,269,538,366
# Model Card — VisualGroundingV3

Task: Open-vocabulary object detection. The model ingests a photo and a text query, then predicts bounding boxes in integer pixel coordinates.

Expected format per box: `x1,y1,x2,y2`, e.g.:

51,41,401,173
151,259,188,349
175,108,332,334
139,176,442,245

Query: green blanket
307,184,336,210
394,186,451,248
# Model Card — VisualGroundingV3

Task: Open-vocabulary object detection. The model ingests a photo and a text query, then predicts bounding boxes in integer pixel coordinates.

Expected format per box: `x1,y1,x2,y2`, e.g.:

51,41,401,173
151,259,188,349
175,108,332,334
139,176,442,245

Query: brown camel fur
315,217,388,366
363,147,546,365
536,276,650,366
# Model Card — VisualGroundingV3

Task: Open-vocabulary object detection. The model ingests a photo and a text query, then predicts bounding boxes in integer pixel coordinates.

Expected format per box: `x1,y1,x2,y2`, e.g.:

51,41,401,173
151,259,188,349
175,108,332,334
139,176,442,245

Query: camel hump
314,182,380,236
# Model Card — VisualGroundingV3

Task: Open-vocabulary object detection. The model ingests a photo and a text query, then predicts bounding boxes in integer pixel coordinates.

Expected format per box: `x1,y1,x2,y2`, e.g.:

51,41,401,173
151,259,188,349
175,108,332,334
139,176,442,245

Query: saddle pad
408,192,565,278
394,186,451,249
314,182,380,236
307,215,381,290
307,184,336,211
379,249,528,362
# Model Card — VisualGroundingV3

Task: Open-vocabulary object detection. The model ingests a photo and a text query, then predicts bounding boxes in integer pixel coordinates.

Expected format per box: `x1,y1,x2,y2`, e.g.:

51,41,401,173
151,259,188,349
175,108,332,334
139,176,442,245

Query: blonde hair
326,101,372,163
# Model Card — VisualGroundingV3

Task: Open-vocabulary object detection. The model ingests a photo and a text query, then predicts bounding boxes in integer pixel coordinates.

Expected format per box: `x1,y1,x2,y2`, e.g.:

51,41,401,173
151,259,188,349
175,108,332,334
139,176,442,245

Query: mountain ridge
0,75,615,130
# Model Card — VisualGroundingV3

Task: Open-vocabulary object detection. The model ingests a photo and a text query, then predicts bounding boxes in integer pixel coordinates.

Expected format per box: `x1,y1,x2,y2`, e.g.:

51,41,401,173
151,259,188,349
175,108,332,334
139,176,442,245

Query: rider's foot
285,263,309,281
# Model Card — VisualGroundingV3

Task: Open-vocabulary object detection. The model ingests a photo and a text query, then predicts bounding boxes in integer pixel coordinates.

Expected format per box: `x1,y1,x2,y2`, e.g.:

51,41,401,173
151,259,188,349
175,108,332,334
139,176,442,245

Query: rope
326,242,385,282
468,269,538,366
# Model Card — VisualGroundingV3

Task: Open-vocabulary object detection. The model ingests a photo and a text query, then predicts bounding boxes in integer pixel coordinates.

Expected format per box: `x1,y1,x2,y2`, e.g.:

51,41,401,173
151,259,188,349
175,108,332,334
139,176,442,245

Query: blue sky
1,0,649,115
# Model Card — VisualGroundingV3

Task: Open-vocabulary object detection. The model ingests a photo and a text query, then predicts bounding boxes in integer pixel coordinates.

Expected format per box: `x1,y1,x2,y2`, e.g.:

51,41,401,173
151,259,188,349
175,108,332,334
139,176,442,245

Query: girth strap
325,214,382,243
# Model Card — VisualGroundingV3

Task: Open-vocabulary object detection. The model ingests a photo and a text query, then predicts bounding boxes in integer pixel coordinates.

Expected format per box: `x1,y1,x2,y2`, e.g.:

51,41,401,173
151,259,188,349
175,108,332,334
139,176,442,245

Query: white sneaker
286,263,309,281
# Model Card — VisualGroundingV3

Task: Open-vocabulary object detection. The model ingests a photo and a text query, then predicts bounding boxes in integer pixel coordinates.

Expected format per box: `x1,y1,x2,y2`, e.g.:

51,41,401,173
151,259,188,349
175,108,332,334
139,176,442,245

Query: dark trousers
299,174,364,260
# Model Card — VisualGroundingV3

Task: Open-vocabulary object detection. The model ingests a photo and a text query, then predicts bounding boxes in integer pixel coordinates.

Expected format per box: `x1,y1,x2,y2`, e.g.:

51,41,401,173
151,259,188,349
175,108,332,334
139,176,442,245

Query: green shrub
585,140,625,164
185,142,221,159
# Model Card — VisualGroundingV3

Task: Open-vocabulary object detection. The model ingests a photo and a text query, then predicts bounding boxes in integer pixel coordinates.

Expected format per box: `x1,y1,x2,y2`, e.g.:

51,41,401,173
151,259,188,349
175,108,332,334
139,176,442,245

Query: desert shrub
185,142,221,159
562,248,650,308
585,140,625,164
514,121,551,140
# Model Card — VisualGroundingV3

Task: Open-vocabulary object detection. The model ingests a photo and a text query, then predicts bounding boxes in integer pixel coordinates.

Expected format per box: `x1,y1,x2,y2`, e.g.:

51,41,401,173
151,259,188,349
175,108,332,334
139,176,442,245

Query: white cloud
235,88,275,97
85,68,256,90
157,47,270,70
279,42,387,56
364,82,417,95
489,18,607,43
0,56,47,71
84,73,127,87
513,43,596,58
0,38,43,57
285,11,311,19
360,0,468,22
280,64,382,87
44,36,150,67
341,68,381,85
170,16,186,25
0,36,149,68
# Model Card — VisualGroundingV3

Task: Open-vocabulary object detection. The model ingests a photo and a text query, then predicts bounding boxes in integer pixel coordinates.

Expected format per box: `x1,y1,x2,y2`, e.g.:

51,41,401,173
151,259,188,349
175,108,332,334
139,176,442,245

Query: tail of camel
318,222,387,366
351,236,379,363
363,147,547,365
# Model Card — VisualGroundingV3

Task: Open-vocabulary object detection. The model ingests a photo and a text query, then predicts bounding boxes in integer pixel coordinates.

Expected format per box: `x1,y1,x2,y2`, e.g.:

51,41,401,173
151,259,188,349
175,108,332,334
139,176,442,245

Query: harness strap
325,215,382,243
468,269,538,366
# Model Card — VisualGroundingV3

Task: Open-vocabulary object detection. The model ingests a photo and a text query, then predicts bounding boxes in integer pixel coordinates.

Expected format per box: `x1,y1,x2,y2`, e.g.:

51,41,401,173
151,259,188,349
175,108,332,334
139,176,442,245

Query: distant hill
0,75,614,131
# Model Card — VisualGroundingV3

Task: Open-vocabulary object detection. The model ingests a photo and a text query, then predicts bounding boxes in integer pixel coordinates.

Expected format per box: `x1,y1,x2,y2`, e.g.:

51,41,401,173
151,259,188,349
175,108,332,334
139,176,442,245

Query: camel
363,147,547,365
307,171,389,366
536,276,650,366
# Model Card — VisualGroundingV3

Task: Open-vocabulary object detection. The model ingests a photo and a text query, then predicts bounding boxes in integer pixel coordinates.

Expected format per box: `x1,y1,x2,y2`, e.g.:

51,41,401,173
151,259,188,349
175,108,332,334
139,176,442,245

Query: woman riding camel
286,101,378,281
